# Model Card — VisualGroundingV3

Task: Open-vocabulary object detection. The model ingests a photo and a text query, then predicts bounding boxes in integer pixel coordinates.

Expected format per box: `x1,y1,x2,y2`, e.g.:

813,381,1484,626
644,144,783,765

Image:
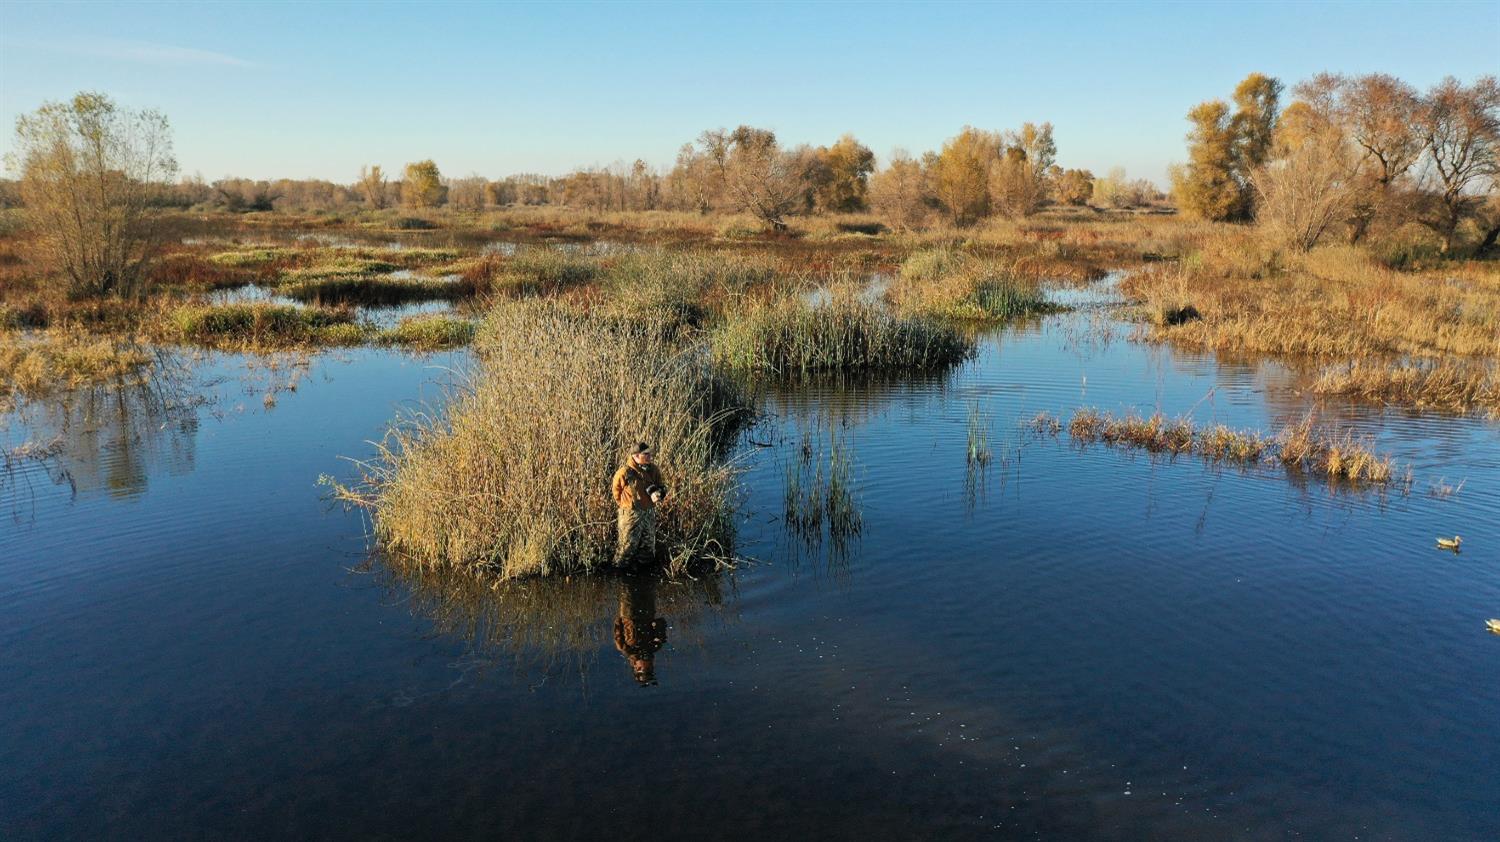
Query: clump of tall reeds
335,301,750,579
1035,408,1399,485
278,271,461,305
967,401,993,467
710,294,971,374
784,427,862,541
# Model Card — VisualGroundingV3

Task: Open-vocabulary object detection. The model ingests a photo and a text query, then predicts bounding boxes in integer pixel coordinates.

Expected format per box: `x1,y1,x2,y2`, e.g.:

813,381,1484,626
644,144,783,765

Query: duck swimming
1437,536,1462,551
1488,619,1500,634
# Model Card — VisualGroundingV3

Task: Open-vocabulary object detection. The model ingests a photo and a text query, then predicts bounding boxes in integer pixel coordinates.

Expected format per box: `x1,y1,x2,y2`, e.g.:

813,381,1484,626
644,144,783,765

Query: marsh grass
489,247,601,296
782,424,862,571
166,302,366,346
277,272,464,305
1037,409,1399,485
1122,238,1500,360
334,301,751,580
0,330,153,404
208,247,298,267
1312,361,1499,417
377,314,476,350
711,294,971,374
966,401,993,467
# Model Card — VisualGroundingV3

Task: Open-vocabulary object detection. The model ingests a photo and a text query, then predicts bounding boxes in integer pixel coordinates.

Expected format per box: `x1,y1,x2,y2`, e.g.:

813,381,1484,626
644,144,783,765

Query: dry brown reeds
334,301,750,580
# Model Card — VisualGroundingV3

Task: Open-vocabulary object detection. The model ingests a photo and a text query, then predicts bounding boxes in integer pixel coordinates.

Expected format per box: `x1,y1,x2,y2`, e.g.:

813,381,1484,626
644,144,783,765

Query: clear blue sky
3,0,1497,186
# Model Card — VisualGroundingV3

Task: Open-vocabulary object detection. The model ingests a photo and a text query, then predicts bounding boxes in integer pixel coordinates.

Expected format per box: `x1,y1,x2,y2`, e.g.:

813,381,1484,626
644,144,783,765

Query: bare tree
714,126,804,230
1413,76,1500,252
1253,125,1359,251
448,175,488,211
9,91,177,299
869,149,931,229
359,165,390,209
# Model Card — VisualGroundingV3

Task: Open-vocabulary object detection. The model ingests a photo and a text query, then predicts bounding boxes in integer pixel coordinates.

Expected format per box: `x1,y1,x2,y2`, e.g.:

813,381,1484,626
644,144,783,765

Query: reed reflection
377,556,731,685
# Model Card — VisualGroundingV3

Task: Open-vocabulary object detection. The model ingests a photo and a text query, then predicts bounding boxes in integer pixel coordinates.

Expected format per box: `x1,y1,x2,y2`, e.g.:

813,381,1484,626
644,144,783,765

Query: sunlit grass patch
207,246,298,267
277,271,461,305
710,295,972,374
1312,360,1499,417
889,247,1052,321
279,257,400,283
377,314,476,350
489,247,601,296
165,302,368,346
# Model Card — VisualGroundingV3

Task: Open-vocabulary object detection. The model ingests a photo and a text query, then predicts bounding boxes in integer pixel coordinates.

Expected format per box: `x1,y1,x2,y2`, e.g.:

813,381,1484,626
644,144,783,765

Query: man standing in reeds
612,442,667,566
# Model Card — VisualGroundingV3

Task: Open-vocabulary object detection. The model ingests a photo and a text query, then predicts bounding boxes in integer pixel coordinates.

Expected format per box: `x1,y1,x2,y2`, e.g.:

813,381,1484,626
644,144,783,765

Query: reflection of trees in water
2,352,204,505
375,557,734,685
750,367,959,429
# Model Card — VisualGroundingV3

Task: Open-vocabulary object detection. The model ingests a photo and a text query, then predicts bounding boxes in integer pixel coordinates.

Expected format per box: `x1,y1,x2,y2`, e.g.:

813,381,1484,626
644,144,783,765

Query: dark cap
633,442,652,454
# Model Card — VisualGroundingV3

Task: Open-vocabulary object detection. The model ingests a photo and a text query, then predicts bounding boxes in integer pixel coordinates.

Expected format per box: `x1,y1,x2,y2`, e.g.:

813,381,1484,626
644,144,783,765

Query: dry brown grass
1123,234,1500,360
0,329,153,406
1312,361,1500,417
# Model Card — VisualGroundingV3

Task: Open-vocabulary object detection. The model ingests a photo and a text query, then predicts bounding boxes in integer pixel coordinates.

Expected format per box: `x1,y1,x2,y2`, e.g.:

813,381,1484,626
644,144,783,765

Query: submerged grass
335,301,750,580
0,330,153,404
711,294,971,374
1036,408,1398,485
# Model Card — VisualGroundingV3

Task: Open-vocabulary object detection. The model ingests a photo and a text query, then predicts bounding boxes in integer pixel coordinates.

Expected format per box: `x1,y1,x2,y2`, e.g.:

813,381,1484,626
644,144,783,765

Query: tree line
1173,72,1500,253
4,112,1164,232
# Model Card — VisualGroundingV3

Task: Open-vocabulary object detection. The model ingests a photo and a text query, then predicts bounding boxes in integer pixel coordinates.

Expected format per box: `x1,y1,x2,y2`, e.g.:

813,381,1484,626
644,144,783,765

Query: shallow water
3,282,1498,840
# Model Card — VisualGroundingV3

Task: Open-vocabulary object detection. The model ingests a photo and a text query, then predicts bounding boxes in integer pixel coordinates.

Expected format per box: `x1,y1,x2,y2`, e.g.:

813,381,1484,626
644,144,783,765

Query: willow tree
1172,100,1246,221
869,150,931,229
9,91,177,299
812,134,876,213
713,126,804,230
401,159,446,208
932,127,1003,226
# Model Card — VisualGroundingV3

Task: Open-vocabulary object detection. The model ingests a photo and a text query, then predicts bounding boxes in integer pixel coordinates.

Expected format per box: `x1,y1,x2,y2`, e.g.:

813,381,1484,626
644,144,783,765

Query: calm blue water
2,288,1498,840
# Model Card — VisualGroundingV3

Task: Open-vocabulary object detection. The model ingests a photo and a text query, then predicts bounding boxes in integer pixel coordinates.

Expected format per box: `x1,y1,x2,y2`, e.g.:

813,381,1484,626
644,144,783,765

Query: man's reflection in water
613,573,666,686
